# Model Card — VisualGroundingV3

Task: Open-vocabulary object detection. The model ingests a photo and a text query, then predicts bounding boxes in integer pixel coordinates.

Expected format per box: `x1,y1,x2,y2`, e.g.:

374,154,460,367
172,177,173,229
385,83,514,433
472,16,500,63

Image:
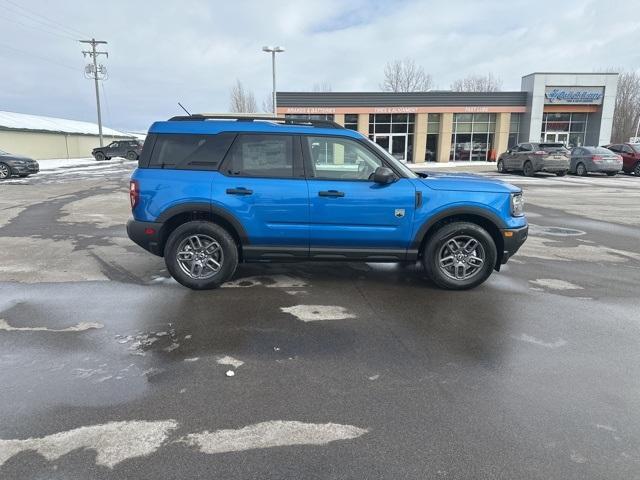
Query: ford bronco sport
127,115,528,290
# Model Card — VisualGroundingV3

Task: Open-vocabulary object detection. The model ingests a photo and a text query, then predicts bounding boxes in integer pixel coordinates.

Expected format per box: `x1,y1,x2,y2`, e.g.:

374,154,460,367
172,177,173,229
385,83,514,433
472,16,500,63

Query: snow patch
529,279,584,290
223,275,307,288
0,319,103,332
0,420,178,468
281,305,356,322
516,334,567,348
216,355,244,368
178,420,367,455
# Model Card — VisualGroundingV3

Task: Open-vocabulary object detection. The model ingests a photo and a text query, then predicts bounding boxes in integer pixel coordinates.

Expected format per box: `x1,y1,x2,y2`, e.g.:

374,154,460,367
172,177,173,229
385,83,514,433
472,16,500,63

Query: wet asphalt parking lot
1,160,639,479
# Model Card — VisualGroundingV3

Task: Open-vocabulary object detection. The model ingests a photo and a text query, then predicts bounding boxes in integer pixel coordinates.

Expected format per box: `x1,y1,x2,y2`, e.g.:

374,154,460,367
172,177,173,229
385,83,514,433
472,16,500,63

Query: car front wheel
0,162,11,180
164,221,238,290
126,151,138,161
95,152,106,161
497,159,506,173
422,222,497,290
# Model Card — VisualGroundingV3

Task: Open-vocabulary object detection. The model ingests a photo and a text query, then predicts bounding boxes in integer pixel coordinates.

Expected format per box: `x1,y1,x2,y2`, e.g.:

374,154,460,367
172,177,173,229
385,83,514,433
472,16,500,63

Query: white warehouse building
0,111,135,160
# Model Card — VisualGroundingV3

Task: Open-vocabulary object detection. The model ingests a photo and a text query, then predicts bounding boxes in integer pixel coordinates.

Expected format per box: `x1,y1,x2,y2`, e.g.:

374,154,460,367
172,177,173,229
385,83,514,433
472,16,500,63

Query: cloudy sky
1,0,639,132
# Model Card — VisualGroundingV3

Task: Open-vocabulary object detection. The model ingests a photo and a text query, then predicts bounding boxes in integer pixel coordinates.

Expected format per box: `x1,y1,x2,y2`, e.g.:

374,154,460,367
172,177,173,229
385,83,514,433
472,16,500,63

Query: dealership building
277,72,618,164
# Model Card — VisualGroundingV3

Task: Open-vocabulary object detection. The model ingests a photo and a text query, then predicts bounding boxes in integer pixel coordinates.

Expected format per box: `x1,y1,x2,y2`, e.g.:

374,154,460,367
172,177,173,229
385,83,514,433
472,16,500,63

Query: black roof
276,91,528,107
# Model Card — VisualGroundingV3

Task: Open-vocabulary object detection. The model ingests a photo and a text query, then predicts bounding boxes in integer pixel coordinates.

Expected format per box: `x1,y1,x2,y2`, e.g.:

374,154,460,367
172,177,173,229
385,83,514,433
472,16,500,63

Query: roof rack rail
167,114,344,129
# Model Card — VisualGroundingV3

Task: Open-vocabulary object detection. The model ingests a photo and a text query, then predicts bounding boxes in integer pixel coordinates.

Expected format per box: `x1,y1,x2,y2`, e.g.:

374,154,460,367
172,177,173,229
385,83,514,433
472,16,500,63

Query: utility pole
80,39,108,146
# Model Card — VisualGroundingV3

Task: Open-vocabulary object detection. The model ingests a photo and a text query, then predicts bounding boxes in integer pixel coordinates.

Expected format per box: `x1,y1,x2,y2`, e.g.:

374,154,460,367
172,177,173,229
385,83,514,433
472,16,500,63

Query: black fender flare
410,206,507,252
156,202,250,245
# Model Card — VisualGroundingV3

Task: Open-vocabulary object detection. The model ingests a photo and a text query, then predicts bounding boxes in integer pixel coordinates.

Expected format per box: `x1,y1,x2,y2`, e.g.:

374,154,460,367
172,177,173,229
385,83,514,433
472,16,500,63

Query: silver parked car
497,142,570,177
569,146,622,176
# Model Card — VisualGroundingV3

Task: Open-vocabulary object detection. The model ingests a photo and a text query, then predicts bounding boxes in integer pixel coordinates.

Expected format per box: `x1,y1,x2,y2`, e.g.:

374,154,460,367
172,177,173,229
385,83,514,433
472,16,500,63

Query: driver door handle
318,190,345,198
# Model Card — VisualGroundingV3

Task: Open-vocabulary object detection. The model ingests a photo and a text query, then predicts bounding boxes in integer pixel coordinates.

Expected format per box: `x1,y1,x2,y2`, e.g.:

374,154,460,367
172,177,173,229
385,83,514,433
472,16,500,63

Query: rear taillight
129,180,139,210
616,155,623,161
533,150,547,155
592,155,604,162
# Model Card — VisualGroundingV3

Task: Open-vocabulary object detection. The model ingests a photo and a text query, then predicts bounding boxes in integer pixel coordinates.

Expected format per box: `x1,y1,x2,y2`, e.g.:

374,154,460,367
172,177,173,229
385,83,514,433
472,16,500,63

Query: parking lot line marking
178,420,368,455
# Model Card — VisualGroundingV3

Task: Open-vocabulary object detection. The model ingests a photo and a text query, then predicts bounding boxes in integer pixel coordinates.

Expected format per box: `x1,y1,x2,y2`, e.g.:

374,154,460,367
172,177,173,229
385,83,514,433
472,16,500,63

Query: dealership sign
545,86,604,105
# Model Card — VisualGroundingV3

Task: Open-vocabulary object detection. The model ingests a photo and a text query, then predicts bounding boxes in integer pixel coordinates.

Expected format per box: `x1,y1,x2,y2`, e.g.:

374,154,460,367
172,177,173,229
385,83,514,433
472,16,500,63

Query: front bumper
126,219,164,256
11,163,39,175
500,225,528,264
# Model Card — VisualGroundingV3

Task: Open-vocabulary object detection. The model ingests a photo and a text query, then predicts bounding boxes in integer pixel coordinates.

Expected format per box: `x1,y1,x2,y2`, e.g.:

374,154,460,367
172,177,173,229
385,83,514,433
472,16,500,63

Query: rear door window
149,133,235,170
221,134,295,178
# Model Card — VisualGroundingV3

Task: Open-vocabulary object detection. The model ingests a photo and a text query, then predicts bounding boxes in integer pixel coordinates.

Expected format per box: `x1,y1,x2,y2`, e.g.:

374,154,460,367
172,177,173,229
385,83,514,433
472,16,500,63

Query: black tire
164,221,238,290
95,152,106,161
556,170,567,177
606,171,617,176
576,162,587,176
0,162,10,180
523,161,534,177
422,221,497,290
634,162,640,176
126,151,138,161
497,159,506,173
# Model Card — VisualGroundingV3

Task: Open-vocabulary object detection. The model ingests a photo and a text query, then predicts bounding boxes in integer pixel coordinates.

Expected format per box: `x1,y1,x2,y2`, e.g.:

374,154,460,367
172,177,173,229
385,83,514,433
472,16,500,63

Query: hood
0,153,35,162
420,171,521,193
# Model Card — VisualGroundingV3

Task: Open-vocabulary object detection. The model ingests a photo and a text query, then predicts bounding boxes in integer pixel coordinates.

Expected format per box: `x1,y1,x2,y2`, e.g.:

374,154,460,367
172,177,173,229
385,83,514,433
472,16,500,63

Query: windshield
539,143,569,153
366,137,418,178
631,144,640,153
592,147,616,154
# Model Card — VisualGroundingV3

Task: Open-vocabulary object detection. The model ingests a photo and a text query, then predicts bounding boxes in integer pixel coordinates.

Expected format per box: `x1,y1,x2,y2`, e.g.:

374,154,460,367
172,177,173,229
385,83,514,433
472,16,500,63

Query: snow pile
0,110,131,137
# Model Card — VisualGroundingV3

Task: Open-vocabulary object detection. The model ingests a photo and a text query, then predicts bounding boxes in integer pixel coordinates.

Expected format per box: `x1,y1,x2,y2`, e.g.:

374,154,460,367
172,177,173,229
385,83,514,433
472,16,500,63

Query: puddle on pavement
529,224,586,237
115,324,188,356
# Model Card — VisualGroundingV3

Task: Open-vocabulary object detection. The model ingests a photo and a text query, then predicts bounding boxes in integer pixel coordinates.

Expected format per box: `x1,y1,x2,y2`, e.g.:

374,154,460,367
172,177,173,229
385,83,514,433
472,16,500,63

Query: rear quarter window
147,133,236,170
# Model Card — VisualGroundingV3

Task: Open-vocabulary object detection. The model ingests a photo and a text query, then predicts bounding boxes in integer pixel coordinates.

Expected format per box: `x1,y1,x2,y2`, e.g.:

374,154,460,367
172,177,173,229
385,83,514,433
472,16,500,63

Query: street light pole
262,46,285,116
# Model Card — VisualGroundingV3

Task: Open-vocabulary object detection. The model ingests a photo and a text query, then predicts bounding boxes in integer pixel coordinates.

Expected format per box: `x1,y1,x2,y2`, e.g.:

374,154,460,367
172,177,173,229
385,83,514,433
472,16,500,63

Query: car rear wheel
95,152,105,161
126,151,137,161
0,162,10,180
523,161,534,177
634,162,640,176
606,172,617,176
164,221,238,290
497,159,506,173
576,162,587,176
556,170,567,177
422,222,497,290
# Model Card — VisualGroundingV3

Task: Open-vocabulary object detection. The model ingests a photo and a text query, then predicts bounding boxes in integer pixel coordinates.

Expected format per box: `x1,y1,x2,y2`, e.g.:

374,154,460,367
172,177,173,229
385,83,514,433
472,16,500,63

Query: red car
604,143,640,176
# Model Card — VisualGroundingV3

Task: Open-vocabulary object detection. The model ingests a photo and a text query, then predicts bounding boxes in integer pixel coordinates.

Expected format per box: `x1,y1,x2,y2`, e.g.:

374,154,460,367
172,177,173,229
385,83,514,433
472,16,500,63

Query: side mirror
373,166,396,184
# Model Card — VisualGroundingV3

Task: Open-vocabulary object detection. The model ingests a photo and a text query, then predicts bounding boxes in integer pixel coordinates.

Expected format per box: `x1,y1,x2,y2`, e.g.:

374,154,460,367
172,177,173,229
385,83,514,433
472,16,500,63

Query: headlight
511,192,525,217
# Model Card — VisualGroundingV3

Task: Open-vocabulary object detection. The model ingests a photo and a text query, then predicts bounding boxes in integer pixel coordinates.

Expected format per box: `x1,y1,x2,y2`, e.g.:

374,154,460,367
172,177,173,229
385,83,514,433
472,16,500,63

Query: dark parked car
497,142,569,176
603,143,640,176
92,139,143,161
0,149,39,180
569,146,622,176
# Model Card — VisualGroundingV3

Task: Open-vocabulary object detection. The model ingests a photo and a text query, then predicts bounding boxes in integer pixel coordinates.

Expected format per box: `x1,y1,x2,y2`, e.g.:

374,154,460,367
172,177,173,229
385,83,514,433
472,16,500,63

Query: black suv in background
92,140,143,161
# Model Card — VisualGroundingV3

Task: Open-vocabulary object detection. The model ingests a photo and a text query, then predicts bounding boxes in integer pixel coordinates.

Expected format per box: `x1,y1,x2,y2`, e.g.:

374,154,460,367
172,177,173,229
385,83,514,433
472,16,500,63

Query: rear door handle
226,187,253,196
318,190,345,198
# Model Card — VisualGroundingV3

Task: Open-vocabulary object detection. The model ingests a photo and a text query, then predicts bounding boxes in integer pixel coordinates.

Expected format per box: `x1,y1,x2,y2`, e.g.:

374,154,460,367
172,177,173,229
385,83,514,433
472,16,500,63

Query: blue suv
127,115,528,290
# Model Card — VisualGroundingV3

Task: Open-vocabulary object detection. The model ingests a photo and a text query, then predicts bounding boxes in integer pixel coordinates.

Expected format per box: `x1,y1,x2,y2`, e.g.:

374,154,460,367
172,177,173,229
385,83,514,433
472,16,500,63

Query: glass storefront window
450,113,496,161
508,113,521,148
541,112,588,147
369,113,416,162
344,114,358,131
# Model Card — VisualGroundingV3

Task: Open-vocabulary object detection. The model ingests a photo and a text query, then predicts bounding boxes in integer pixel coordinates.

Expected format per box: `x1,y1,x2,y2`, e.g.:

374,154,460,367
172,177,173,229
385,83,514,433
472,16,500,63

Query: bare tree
312,81,332,92
611,70,640,143
380,58,433,92
451,73,503,92
229,79,257,113
261,93,274,114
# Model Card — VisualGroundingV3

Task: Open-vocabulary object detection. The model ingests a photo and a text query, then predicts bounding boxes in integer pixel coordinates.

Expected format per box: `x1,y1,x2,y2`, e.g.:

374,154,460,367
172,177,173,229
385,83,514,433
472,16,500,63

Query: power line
0,12,78,41
0,40,78,71
0,0,88,38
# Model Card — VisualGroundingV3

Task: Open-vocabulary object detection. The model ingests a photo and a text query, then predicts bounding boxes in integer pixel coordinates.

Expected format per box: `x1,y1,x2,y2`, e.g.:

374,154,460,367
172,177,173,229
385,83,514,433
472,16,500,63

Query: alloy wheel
438,235,486,281
0,163,9,179
176,234,224,280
